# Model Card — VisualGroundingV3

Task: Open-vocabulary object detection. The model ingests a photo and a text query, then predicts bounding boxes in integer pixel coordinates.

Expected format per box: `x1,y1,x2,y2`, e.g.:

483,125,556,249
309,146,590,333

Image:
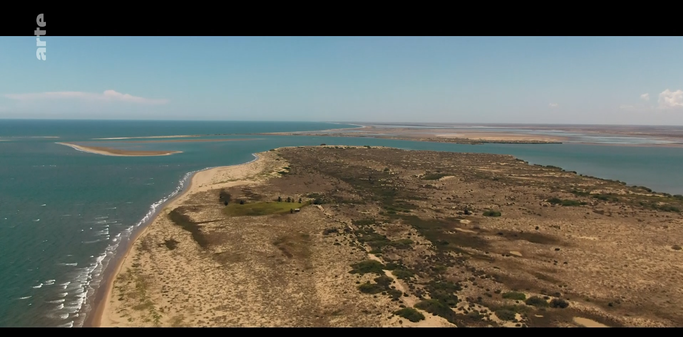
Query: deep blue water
1,120,683,327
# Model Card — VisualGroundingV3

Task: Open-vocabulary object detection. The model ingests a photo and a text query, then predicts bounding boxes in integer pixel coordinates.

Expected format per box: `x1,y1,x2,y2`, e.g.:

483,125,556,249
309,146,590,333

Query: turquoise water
1,120,683,327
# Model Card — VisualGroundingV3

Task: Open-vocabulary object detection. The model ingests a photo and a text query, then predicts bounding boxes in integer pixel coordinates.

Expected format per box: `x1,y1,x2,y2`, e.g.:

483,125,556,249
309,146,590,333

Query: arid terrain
99,145,683,327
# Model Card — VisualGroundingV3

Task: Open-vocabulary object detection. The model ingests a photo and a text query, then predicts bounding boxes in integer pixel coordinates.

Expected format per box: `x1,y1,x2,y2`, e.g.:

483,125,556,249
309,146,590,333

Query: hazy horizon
1,37,682,125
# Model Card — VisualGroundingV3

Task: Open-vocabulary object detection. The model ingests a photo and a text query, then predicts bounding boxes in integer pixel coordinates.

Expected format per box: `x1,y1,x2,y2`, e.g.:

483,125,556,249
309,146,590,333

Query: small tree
290,208,294,214
298,197,302,203
239,200,244,205
278,196,282,202
286,197,291,203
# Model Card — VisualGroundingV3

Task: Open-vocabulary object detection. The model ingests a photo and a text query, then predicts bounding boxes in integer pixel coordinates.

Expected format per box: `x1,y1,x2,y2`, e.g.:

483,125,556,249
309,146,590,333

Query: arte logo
35,14,46,61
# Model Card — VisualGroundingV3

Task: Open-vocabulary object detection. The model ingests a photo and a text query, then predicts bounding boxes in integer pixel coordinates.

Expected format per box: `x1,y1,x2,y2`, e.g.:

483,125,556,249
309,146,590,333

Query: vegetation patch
422,172,449,180
394,307,425,322
483,210,502,217
495,308,517,321
358,282,384,294
425,281,461,307
163,238,179,250
168,208,208,249
349,260,386,275
548,198,587,206
273,233,310,259
355,227,413,252
415,299,457,323
223,201,305,216
525,296,549,307
502,291,526,301
392,268,415,280
592,194,620,202
396,215,491,253
550,298,569,308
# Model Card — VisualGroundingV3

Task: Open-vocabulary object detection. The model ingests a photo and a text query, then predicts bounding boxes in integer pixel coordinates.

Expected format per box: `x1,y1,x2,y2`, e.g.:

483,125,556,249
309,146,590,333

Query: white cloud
658,89,683,109
640,93,650,101
3,90,168,105
549,103,558,108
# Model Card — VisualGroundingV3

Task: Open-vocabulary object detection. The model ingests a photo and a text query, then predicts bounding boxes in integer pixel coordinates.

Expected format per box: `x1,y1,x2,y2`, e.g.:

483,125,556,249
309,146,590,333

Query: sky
0,36,682,125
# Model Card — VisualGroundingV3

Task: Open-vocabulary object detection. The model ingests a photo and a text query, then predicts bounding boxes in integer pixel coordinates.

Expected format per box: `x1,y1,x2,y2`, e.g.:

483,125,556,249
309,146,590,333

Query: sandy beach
92,152,280,327
57,142,182,157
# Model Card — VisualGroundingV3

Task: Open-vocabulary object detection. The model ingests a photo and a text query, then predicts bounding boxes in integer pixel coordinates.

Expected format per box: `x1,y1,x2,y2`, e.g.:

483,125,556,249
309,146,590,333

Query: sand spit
93,135,202,140
56,142,182,157
435,132,567,142
113,138,259,144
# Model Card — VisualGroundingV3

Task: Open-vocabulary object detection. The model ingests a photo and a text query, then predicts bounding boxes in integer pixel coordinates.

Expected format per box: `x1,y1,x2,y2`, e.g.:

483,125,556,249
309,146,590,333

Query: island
56,142,182,157
92,145,683,327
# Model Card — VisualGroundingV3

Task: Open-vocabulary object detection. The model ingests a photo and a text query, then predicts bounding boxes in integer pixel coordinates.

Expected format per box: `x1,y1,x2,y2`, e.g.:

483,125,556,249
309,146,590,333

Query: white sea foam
44,279,56,286
83,239,107,244
59,263,78,266
18,296,31,300
48,299,66,304
58,292,68,297
56,303,64,310
58,321,74,327
33,283,43,289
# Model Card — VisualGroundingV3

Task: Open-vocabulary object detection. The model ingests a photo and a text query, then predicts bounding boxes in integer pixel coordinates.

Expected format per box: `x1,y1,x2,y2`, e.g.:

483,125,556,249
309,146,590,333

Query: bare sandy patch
573,317,608,327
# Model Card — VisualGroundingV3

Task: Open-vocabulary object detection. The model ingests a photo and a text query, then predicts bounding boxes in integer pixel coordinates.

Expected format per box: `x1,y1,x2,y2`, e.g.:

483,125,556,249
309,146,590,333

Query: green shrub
550,298,569,308
358,282,384,294
525,296,549,307
483,210,501,217
502,292,526,301
495,308,516,321
394,307,425,322
415,299,456,323
392,269,415,280
349,260,385,275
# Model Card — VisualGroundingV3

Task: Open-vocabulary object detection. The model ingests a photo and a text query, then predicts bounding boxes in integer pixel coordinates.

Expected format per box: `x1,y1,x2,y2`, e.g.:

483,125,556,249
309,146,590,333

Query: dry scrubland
103,146,683,327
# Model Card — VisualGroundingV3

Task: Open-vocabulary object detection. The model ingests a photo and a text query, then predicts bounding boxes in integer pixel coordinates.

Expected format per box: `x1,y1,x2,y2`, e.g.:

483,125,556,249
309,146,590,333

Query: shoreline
56,142,182,157
83,167,204,327
89,154,264,327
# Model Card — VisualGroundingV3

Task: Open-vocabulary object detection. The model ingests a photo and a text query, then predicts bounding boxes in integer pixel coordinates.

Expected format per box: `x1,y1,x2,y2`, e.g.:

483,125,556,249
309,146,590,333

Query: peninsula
94,146,683,327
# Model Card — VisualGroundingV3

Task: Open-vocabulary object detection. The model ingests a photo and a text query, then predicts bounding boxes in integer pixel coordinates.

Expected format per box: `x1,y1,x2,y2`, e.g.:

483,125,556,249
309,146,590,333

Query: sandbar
114,138,258,144
435,132,567,142
93,135,202,140
56,142,182,157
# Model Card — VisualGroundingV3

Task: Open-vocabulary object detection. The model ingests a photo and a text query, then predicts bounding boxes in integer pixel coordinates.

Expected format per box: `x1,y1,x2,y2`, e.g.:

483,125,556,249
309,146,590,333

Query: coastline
84,167,202,327
56,142,182,157
90,153,268,327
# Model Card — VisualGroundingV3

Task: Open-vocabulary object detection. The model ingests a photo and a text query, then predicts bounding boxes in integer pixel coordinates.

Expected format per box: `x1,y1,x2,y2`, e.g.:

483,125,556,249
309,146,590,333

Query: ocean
1,120,683,327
